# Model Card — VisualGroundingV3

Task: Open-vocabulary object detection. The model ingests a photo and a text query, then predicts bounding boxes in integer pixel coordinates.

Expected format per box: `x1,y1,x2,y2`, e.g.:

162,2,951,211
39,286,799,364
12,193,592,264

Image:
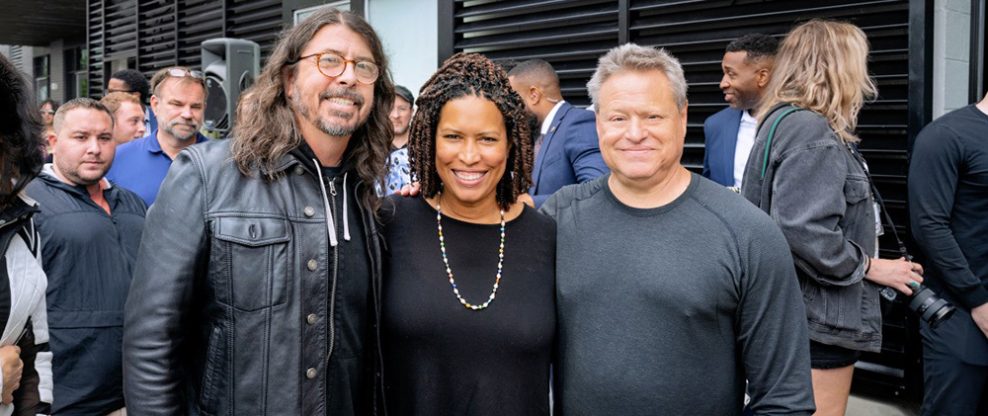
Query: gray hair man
540,43,815,414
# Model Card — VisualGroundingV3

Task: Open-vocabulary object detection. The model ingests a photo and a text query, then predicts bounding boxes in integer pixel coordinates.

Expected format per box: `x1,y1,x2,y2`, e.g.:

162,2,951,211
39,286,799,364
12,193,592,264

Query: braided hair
408,53,533,210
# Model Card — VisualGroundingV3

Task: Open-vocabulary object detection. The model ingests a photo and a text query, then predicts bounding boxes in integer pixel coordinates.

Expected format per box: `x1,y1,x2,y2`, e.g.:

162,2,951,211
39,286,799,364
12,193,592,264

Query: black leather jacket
123,139,385,415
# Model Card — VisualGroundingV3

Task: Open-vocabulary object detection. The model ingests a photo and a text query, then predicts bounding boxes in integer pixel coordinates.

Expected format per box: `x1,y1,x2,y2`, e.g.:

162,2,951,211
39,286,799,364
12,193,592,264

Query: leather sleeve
123,148,209,415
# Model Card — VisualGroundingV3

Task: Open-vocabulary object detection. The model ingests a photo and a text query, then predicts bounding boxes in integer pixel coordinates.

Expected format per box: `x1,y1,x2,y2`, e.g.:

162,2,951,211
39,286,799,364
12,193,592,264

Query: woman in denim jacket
740,20,925,416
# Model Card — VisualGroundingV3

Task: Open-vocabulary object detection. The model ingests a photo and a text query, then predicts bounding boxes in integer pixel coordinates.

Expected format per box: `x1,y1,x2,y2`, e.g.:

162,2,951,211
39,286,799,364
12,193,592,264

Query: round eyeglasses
295,52,379,84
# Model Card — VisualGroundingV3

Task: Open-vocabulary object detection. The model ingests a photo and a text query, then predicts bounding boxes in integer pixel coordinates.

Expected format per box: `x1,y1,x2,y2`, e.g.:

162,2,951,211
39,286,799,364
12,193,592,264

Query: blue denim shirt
741,104,881,353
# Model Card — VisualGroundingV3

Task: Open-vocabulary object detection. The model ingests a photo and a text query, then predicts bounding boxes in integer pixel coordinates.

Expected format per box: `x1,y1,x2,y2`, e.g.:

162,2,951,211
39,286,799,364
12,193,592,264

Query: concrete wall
932,0,972,118
367,0,438,102
48,39,66,103
0,43,73,103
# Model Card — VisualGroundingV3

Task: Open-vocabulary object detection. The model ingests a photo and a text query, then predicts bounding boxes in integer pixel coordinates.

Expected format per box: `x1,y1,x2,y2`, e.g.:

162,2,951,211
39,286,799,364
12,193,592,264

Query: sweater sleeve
738,221,815,416
908,123,988,310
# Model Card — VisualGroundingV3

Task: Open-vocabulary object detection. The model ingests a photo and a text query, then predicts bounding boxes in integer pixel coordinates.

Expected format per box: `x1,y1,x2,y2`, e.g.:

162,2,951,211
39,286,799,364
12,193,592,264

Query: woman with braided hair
380,53,555,415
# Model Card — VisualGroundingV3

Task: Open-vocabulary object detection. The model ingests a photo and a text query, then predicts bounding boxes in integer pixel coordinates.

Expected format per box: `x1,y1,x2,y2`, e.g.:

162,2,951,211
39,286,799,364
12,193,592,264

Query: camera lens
908,286,956,329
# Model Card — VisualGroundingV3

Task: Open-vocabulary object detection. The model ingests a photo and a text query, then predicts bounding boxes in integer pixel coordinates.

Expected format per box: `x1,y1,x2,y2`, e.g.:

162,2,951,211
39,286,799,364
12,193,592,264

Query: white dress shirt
733,110,758,188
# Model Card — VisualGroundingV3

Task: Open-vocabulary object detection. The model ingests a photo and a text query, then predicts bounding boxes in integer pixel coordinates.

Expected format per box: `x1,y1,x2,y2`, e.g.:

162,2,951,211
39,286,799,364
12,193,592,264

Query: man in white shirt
702,34,778,190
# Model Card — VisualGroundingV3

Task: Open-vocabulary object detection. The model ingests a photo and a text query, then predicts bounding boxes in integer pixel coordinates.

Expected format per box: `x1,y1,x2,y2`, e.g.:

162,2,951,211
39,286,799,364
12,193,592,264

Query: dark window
64,47,89,99
33,55,49,101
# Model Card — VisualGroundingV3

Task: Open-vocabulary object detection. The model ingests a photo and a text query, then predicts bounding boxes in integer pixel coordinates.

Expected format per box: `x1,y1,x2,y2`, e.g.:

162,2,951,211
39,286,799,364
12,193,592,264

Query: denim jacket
741,104,881,352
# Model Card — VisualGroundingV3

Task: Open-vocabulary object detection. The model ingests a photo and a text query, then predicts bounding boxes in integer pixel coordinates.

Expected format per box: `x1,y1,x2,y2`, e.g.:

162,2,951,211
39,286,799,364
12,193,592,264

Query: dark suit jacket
531,102,608,207
702,107,744,187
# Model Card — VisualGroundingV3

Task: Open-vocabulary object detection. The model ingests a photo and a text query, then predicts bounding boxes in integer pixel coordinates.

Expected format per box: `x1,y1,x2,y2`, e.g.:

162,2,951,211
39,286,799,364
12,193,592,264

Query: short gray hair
587,43,688,110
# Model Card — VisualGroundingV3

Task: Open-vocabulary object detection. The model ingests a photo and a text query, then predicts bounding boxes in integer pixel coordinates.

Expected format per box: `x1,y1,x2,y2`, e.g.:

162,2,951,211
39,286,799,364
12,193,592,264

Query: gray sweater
541,174,814,416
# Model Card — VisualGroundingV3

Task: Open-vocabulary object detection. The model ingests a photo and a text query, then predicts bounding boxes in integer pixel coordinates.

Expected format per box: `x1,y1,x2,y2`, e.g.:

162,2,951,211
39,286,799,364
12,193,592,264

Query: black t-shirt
382,196,556,416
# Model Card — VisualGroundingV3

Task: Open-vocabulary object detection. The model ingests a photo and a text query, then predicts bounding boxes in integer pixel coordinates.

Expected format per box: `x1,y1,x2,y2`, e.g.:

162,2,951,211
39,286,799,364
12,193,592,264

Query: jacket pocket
843,175,870,205
212,216,291,311
199,323,227,414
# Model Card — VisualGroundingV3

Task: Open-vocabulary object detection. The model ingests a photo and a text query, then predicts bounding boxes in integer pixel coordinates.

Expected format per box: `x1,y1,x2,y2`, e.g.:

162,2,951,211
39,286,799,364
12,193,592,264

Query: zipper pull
328,180,337,197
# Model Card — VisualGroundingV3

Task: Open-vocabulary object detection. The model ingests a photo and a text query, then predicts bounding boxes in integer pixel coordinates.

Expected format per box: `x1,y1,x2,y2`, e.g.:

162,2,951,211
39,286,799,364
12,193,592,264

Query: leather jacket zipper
327,178,339,365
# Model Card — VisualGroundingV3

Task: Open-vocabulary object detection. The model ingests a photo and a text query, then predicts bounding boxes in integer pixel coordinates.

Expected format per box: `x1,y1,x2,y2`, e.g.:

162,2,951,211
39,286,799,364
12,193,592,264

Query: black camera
880,285,955,329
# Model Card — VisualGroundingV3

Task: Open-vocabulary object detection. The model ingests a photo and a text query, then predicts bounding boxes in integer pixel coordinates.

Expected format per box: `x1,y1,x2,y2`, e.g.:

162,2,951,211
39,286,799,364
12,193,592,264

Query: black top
318,165,373,414
909,104,988,311
382,196,556,416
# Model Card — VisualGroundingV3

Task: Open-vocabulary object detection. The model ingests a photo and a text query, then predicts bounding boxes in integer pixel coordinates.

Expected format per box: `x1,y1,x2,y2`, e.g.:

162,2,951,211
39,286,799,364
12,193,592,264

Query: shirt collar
540,100,566,135
741,110,757,125
42,163,112,190
145,129,208,154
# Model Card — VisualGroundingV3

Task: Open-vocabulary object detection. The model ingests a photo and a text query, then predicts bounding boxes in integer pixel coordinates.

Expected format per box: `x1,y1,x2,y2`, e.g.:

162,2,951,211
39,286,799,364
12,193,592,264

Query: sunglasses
166,67,204,79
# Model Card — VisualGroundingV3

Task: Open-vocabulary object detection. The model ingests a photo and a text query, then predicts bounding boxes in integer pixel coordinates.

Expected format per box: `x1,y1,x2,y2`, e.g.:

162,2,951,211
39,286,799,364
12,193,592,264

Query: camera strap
844,143,912,260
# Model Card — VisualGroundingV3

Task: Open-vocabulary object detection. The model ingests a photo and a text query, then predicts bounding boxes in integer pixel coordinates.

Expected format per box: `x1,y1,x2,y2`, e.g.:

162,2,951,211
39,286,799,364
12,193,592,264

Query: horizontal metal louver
87,0,106,96
177,0,223,69
226,0,283,61
449,0,619,106
93,0,283,91
138,0,178,76
104,0,138,59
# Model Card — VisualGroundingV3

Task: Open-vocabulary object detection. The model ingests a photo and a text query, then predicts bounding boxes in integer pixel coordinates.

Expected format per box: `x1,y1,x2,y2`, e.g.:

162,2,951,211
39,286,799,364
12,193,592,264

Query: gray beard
161,121,199,141
292,85,359,137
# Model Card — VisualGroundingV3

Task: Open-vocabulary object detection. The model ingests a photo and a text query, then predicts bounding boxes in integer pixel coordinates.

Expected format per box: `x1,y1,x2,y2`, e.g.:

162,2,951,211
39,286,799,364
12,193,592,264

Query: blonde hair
100,91,142,114
756,20,877,143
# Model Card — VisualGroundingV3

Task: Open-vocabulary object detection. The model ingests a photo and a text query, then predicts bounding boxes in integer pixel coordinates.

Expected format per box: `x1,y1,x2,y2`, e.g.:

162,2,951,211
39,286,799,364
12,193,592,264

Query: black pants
920,313,988,416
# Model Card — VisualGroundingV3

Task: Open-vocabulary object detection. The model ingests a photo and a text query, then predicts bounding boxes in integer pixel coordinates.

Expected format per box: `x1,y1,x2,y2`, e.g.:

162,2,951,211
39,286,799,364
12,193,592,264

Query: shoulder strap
760,106,804,179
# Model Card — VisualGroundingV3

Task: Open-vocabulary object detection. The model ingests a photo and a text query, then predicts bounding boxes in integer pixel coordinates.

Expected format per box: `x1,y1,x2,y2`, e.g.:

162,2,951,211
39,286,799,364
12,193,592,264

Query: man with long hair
122,7,394,415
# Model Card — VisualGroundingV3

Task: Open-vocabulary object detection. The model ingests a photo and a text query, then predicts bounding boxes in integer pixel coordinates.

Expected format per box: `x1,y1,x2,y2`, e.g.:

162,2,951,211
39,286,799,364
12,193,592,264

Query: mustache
319,88,365,106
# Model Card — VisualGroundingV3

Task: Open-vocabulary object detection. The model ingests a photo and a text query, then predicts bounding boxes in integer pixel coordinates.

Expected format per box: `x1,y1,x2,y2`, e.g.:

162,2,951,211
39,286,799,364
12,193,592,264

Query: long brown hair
408,53,533,210
757,19,877,143
231,7,395,212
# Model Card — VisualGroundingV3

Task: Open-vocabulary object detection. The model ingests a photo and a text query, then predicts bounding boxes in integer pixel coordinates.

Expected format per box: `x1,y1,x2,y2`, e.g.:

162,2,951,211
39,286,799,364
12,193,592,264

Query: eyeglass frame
292,52,380,85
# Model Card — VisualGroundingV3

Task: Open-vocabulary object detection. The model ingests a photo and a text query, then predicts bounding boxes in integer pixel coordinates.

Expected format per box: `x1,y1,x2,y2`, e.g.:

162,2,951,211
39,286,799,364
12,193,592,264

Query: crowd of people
0,6,985,416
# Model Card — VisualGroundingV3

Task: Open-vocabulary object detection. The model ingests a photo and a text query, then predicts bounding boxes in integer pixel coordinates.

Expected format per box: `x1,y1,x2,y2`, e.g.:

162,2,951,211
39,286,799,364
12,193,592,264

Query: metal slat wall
89,0,283,95
226,0,284,58
449,0,619,107
444,0,925,398
87,0,106,95
138,0,178,76
177,0,224,68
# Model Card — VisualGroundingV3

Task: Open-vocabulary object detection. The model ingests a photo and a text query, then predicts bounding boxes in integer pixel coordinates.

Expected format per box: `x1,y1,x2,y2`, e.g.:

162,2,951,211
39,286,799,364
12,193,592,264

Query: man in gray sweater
540,43,815,415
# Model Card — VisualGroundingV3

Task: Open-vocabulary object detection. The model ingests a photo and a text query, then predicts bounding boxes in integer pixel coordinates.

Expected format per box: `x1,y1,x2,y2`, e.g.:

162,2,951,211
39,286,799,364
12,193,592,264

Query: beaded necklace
435,198,505,311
